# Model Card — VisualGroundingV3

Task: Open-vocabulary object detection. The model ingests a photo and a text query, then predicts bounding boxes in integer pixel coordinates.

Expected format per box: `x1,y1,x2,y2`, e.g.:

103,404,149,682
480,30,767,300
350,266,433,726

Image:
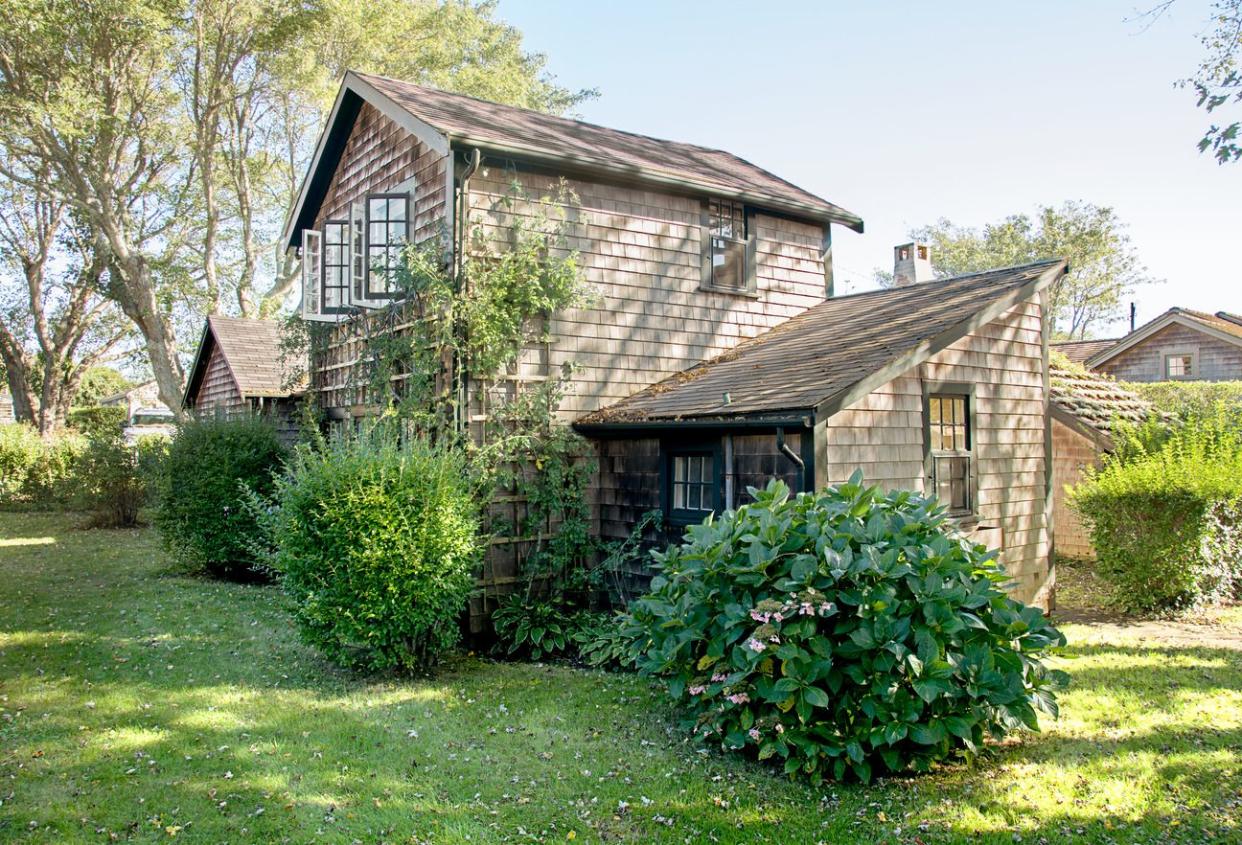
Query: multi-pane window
670,452,716,520
928,393,972,515
707,198,747,292
1165,353,1194,379
366,194,408,298
322,221,349,312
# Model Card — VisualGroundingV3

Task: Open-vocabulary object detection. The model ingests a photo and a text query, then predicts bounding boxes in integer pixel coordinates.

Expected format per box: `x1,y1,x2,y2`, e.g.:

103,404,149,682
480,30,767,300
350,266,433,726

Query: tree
878,203,1157,339
0,0,589,413
76,367,133,406
0,160,135,434
1188,0,1242,163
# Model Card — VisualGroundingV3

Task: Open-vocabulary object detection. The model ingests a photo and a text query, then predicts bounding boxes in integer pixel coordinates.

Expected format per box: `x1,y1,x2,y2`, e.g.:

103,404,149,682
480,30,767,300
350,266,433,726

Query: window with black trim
704,198,751,293
366,194,409,298
667,449,718,524
927,393,972,515
322,221,349,312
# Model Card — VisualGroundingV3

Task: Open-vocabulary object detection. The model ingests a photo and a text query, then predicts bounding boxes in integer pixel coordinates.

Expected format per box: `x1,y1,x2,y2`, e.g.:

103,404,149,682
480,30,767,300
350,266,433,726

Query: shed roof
1052,338,1120,364
1049,356,1151,447
182,316,305,408
577,260,1067,427
285,71,863,247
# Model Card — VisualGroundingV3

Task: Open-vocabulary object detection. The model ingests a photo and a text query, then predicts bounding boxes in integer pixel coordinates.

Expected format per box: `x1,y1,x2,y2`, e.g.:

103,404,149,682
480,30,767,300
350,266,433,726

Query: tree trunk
104,253,187,417
0,340,36,424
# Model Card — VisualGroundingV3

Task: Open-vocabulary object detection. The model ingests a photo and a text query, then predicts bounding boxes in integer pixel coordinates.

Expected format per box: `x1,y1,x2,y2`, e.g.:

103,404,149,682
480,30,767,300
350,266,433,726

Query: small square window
669,450,716,523
1165,353,1195,379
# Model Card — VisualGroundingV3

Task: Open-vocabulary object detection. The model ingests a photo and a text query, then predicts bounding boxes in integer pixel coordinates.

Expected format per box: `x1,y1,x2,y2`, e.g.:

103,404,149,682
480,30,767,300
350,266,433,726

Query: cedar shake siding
1052,418,1099,560
195,342,245,415
814,301,1051,607
1096,321,1242,382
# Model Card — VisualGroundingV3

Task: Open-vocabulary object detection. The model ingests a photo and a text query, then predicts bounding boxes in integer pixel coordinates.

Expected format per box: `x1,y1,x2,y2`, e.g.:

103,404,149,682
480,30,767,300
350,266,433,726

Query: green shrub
74,433,146,527
1125,380,1242,423
1070,414,1242,611
574,612,638,671
155,416,286,578
257,432,481,672
66,405,127,439
0,424,42,503
625,476,1066,784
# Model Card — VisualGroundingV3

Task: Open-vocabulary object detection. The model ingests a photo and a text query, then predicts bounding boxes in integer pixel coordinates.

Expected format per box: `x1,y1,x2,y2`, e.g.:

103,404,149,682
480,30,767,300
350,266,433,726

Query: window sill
699,283,760,299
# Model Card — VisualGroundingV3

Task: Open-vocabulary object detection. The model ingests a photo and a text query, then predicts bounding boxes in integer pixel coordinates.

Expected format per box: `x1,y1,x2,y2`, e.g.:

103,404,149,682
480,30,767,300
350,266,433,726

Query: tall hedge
155,416,287,578
1070,415,1242,611
256,432,481,672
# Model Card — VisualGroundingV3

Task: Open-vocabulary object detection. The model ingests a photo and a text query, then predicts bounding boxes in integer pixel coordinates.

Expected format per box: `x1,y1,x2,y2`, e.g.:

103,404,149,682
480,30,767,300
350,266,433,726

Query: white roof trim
281,72,450,250
1086,309,1242,368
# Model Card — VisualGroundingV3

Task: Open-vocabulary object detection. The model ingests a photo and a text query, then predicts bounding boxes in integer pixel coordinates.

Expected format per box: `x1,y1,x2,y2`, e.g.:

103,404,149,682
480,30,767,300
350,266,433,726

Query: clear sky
495,0,1241,337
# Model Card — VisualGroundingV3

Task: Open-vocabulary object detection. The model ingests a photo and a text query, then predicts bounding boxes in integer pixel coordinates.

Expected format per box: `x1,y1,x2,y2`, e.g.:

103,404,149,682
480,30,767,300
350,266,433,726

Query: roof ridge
354,70,738,160
813,258,1062,305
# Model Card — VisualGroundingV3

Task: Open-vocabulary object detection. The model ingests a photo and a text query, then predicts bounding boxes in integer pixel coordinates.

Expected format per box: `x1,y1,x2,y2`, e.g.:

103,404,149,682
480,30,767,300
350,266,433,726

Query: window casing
1164,352,1195,379
365,194,409,300
322,220,349,313
701,198,756,294
926,392,974,516
665,445,721,525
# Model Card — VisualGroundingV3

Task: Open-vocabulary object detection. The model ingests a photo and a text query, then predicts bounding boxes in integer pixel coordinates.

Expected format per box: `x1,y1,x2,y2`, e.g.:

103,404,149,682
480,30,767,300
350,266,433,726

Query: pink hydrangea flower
746,638,765,653
711,673,727,683
726,692,750,705
688,685,706,696
748,728,761,741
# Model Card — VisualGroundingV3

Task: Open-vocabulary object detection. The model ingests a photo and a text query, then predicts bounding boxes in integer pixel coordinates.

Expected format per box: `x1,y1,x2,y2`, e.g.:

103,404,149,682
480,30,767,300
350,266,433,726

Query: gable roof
284,71,863,248
182,316,305,408
577,260,1067,428
1049,356,1151,449
1086,306,1242,368
1052,338,1121,364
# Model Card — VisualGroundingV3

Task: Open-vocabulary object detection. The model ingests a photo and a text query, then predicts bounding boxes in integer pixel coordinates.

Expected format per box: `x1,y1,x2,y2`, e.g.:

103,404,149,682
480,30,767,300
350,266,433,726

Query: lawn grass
1,512,1239,844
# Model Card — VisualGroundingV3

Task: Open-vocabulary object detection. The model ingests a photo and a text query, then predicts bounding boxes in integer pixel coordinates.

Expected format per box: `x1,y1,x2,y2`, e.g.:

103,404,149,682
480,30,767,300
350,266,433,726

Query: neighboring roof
1052,338,1120,364
1049,356,1151,448
285,71,863,248
99,379,156,406
182,316,305,408
1087,306,1242,368
577,259,1068,427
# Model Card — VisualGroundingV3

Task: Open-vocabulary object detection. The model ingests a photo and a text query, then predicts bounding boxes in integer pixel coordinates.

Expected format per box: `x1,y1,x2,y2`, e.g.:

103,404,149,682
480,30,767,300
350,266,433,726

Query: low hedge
0,424,85,508
255,432,481,672
1070,416,1242,611
625,475,1066,784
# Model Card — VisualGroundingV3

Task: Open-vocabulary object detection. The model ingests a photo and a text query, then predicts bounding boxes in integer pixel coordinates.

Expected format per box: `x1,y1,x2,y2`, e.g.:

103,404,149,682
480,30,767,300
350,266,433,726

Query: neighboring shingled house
1048,356,1151,559
1052,338,1122,365
1063,308,1242,382
282,71,1068,611
182,316,305,441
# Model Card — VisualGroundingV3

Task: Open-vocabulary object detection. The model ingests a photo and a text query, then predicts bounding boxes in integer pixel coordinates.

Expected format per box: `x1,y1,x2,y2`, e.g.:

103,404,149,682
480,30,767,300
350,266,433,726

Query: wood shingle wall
1097,322,1242,382
1051,418,1099,560
196,343,245,415
816,300,1052,607
464,166,829,421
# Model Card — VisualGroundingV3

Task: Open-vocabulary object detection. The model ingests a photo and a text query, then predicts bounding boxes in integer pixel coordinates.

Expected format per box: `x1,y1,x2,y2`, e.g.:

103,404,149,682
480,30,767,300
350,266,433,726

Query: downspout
723,434,735,510
454,147,482,435
776,428,805,493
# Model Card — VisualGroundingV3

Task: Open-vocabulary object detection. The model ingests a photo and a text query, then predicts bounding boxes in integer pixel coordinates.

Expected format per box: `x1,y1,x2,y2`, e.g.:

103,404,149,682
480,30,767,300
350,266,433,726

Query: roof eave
573,411,815,437
813,260,1069,421
448,133,864,232
1086,309,1242,368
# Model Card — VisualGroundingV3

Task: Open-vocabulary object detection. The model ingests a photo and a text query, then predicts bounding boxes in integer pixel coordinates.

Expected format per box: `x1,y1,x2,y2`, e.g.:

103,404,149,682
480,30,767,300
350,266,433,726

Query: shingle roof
1049,356,1151,443
1179,308,1242,340
354,72,863,232
578,260,1066,425
206,316,304,398
1052,338,1120,364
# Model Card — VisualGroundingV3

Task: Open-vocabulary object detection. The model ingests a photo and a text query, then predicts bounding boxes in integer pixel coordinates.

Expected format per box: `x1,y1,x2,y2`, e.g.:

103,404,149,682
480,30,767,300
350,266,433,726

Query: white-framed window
927,392,973,515
1164,351,1196,379
365,193,409,299
322,220,349,313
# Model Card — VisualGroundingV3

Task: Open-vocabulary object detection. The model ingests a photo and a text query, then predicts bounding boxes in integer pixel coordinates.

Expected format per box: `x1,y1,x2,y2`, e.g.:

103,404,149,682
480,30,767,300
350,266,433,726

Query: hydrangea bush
625,475,1066,783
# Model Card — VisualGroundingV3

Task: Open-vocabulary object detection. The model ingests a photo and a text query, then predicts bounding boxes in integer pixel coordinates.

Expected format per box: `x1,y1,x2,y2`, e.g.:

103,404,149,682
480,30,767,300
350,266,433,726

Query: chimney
893,242,934,287
1130,302,1137,333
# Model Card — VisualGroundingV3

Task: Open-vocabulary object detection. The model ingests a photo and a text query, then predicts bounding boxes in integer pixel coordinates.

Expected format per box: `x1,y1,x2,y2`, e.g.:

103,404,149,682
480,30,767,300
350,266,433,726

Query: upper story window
667,447,719,525
322,221,349,313
927,392,973,516
1165,351,1196,379
366,194,409,299
702,198,756,294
